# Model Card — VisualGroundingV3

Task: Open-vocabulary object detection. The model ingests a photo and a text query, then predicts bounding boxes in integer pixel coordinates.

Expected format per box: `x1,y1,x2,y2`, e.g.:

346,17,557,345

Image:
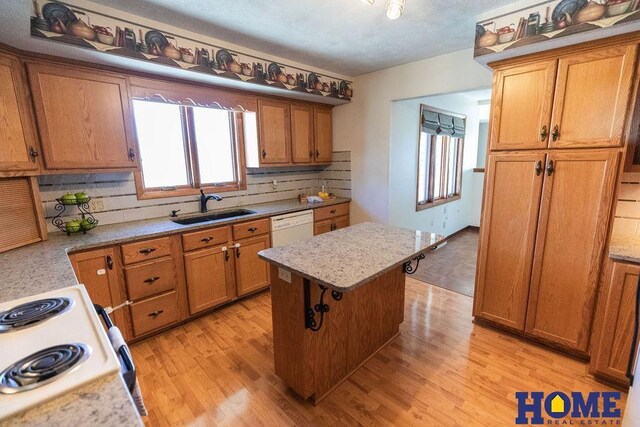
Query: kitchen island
259,222,445,404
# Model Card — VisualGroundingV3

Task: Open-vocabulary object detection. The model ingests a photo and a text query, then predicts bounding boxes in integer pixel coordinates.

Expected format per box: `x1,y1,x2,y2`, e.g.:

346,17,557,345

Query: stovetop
0,286,120,420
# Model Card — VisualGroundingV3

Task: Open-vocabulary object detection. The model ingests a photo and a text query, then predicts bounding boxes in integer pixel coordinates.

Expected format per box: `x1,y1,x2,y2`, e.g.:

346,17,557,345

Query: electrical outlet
89,199,104,212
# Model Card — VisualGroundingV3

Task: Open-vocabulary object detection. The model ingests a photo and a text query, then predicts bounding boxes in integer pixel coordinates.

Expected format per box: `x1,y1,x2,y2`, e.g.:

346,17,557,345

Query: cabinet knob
309,150,313,158
201,237,213,243
315,150,320,158
128,148,136,161
148,310,164,319
539,126,548,142
248,227,258,233
106,255,113,270
144,276,160,284
551,125,559,142
535,161,543,176
546,160,555,176
29,146,39,162
330,209,336,214
138,247,156,255
261,149,267,159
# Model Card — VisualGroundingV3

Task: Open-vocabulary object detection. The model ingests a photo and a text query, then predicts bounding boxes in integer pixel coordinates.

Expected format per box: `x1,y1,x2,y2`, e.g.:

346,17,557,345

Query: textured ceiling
88,0,513,76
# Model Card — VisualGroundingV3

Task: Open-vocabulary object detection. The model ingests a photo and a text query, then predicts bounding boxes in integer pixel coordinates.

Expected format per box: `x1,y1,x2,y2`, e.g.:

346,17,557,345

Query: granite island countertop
609,231,640,264
258,222,446,291
0,196,349,425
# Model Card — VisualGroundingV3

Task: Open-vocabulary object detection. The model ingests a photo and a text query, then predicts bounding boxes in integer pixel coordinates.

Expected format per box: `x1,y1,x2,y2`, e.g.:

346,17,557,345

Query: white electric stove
0,285,120,420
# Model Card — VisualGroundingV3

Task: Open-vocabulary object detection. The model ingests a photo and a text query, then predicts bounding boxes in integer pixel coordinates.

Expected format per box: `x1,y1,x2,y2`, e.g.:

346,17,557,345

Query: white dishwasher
271,210,314,247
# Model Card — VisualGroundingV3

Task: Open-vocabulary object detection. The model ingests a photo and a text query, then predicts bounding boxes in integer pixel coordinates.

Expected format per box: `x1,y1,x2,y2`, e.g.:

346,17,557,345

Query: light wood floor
130,278,627,426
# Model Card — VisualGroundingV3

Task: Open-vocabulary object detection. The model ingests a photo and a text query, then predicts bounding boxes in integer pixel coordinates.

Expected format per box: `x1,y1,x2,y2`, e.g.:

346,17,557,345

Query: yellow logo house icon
550,395,565,414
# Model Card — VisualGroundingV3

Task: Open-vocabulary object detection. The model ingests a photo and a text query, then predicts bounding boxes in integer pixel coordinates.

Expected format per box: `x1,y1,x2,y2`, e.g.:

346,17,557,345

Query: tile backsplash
614,172,640,236
39,151,351,232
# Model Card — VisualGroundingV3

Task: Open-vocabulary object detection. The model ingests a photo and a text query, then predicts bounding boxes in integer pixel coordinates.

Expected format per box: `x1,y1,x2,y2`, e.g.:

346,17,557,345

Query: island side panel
270,265,406,403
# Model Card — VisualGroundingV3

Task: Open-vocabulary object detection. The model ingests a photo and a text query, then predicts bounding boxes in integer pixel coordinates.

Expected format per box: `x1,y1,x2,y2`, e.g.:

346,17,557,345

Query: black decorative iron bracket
403,245,439,275
304,278,343,332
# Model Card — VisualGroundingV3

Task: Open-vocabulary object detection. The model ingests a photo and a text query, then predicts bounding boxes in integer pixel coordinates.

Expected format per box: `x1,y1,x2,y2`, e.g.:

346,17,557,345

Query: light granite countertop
609,231,640,264
0,196,349,425
258,222,446,291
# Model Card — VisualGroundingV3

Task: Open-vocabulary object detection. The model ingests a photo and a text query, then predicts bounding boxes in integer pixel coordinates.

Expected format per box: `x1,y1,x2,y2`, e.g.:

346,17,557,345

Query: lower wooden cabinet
314,203,350,235
475,149,619,354
129,291,179,337
184,244,236,314
591,259,640,386
234,234,271,297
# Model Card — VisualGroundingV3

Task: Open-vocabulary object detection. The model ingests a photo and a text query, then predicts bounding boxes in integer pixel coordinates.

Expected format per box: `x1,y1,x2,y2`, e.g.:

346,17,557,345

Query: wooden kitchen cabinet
591,260,640,386
26,62,137,170
489,60,556,151
314,215,350,235
313,106,333,163
184,245,236,314
0,53,40,174
474,153,545,330
549,45,637,149
234,234,271,297
290,103,314,164
525,150,619,352
257,98,291,164
69,247,130,341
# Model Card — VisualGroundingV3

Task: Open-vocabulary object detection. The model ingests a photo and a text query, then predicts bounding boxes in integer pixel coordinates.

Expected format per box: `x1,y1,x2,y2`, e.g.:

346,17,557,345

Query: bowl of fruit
606,0,632,17
180,47,195,64
497,24,516,44
93,25,114,45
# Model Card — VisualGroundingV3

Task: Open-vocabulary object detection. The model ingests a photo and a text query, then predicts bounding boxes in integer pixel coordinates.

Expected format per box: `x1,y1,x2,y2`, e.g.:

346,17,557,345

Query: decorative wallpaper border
30,1,353,101
475,0,640,58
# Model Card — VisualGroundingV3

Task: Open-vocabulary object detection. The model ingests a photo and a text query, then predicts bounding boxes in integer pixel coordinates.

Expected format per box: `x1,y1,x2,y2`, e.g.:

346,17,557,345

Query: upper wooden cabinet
525,150,619,352
489,60,556,151
474,152,545,330
490,43,638,151
291,103,314,164
314,106,333,163
26,62,137,170
0,53,40,174
550,45,637,149
257,98,291,165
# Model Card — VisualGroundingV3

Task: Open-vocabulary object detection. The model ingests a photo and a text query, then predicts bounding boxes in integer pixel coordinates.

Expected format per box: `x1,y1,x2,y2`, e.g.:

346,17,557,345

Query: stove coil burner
0,343,91,394
0,297,72,333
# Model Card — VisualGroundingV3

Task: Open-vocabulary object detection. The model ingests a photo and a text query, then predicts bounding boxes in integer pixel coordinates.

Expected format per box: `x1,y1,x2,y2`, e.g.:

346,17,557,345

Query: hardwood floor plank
131,277,627,426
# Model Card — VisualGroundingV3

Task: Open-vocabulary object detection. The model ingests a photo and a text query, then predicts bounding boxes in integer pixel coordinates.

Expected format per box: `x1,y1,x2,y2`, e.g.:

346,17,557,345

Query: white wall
332,48,492,226
388,94,482,235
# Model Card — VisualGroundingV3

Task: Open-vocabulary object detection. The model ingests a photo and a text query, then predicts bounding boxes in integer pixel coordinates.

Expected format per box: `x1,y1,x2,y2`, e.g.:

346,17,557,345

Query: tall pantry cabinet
474,40,638,356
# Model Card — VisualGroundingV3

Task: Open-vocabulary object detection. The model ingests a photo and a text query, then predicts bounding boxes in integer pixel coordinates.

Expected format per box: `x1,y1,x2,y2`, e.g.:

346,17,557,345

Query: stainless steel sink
171,209,256,225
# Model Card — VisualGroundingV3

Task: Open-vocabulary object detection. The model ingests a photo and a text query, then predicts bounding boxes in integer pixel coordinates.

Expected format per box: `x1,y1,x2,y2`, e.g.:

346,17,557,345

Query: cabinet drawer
124,257,177,301
121,237,171,265
314,203,349,221
232,218,270,240
182,226,231,252
130,291,179,337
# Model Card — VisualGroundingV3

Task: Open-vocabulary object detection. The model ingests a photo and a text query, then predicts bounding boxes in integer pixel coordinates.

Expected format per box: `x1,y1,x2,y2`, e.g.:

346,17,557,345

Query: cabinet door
525,150,619,351
489,60,556,151
235,234,271,297
27,63,136,170
473,152,545,330
549,45,637,149
184,245,235,314
257,99,291,164
314,218,334,235
334,215,350,230
291,103,314,164
592,260,640,385
0,54,39,173
313,107,333,163
69,248,130,340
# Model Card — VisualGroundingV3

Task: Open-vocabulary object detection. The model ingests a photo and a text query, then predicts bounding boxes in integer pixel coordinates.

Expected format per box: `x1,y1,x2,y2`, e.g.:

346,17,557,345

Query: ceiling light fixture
386,0,405,20
360,0,375,4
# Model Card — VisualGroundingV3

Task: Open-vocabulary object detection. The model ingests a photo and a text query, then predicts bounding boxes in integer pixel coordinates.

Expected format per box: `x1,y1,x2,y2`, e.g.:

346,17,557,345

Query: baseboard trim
447,225,479,239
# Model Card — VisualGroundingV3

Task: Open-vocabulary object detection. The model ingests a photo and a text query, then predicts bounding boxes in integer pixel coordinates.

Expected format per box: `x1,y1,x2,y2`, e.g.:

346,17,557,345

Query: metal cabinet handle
315,150,320,158
235,244,241,258
138,247,156,255
106,255,113,270
546,160,555,176
144,276,160,284
128,148,136,161
540,126,548,142
626,275,640,385
309,150,313,158
223,248,230,262
330,209,336,214
201,237,213,243
29,146,39,162
248,227,258,233
148,310,164,318
535,161,543,176
551,125,559,142
261,149,267,159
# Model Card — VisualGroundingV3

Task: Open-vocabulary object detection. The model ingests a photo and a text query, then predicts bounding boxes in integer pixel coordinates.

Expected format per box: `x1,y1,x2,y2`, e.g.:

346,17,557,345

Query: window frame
416,104,465,211
129,82,250,200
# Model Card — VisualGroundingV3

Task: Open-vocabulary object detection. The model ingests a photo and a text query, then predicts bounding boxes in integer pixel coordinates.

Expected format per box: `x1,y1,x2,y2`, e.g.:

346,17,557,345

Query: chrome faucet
200,189,222,213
